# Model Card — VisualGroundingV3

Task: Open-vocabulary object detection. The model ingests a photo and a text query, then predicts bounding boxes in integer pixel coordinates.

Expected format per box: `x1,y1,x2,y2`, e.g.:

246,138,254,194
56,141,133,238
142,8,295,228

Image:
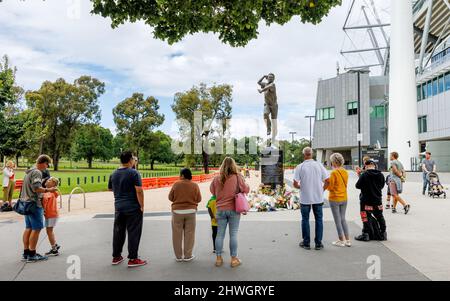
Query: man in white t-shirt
294,147,330,250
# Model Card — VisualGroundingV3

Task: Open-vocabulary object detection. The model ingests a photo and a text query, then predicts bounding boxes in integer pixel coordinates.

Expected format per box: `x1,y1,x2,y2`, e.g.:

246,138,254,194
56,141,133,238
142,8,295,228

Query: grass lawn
4,167,204,199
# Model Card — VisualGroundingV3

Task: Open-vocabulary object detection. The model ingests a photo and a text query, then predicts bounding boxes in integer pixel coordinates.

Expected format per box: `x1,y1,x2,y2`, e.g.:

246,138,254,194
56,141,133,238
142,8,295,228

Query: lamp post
348,69,369,167
305,116,315,147
289,131,297,144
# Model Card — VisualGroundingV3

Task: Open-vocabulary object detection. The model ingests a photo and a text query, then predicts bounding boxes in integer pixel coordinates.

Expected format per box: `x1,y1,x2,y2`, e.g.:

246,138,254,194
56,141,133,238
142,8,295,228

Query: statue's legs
270,103,279,140
264,104,272,136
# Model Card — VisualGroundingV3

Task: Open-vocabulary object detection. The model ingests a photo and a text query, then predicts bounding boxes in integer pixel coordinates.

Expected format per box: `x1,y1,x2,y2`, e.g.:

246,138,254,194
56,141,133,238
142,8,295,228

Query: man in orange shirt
42,177,61,256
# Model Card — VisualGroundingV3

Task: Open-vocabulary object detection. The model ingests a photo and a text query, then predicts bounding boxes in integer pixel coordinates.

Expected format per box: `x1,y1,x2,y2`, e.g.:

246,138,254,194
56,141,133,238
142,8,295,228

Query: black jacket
355,169,385,206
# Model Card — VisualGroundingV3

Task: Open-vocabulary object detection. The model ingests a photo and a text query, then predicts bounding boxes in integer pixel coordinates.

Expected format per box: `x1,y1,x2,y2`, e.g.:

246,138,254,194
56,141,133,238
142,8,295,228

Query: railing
67,187,86,212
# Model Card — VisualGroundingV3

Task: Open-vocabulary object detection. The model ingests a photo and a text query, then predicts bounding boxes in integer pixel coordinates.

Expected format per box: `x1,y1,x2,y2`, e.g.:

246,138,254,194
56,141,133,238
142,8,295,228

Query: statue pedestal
260,147,284,189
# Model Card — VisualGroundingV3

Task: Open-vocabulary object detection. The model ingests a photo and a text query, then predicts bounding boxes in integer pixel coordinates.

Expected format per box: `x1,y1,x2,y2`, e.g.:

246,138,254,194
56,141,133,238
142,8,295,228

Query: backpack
1,203,13,212
367,213,383,241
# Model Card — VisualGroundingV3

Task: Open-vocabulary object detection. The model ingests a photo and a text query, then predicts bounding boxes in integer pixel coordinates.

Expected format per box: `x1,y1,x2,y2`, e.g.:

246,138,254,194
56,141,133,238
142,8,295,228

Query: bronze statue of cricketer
258,73,278,139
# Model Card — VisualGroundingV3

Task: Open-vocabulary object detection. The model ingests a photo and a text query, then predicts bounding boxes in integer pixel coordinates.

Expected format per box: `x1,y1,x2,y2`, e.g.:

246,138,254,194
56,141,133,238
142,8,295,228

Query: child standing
207,195,218,253
42,177,61,256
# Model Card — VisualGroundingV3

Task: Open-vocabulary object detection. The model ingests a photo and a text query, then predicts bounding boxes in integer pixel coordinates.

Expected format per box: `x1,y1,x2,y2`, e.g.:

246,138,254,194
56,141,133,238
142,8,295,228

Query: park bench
14,179,23,191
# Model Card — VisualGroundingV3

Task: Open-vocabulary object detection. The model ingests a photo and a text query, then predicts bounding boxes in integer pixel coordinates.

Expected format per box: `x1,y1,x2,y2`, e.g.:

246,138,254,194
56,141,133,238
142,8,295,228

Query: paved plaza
0,171,449,281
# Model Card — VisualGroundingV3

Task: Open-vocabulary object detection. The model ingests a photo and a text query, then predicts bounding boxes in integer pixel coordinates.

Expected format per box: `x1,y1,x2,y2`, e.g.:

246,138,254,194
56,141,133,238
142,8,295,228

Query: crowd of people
2,147,436,268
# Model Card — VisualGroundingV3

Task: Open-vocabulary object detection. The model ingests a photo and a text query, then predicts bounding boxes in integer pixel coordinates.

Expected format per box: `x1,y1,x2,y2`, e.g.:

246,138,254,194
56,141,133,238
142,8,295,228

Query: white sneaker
345,240,352,247
332,240,346,247
183,255,196,262
175,258,184,262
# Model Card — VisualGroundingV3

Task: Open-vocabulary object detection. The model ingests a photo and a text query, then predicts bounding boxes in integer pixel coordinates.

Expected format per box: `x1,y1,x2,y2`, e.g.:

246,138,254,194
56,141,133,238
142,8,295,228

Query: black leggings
212,226,218,251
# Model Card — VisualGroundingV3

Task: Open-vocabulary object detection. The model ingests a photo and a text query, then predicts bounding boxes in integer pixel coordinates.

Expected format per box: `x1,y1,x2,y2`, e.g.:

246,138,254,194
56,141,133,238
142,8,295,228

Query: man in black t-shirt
108,151,147,268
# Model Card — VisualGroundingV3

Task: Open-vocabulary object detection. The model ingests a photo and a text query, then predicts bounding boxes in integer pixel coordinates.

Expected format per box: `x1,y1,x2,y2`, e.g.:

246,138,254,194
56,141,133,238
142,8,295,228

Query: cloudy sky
0,0,390,140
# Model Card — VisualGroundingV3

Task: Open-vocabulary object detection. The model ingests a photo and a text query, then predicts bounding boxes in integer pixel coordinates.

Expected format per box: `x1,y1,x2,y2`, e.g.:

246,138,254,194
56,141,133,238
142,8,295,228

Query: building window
347,101,358,116
427,80,432,97
438,75,445,94
417,85,422,101
371,105,385,119
316,107,335,121
422,83,427,99
418,116,427,134
446,72,450,91
433,78,439,96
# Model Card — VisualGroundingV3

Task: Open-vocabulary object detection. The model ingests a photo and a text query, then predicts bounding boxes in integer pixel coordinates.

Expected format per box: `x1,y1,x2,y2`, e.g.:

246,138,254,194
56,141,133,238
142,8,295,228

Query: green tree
25,76,105,170
91,0,341,47
172,83,232,174
71,124,114,168
0,55,25,163
0,110,29,165
113,93,165,167
0,55,23,110
281,138,311,166
112,133,128,158
141,131,174,170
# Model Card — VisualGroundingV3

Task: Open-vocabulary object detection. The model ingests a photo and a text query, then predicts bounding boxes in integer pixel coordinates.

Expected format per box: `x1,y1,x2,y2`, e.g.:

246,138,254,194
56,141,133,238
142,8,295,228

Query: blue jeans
215,210,241,257
423,173,429,194
300,203,324,246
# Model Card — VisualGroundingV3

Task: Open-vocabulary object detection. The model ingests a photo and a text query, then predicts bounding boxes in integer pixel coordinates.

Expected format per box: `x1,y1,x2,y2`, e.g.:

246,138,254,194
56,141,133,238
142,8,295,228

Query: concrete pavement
0,170,449,280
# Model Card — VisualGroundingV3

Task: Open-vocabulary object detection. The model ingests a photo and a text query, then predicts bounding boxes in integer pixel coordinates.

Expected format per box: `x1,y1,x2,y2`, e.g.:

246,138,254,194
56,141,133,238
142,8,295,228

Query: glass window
376,106,385,118
317,109,323,121
433,78,439,96
446,72,450,91
317,107,335,121
323,108,330,120
439,75,445,94
418,116,428,134
329,107,335,119
427,81,432,97
347,101,358,116
417,85,422,101
422,83,427,99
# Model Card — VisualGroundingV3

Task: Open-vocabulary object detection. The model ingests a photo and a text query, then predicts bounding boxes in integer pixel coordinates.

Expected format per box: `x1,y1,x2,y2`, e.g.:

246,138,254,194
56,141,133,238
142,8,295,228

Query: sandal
230,258,241,268
215,256,223,267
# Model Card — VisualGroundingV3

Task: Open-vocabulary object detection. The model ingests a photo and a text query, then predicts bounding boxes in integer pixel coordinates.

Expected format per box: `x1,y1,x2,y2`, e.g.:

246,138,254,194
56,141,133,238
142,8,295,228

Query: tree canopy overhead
91,0,342,47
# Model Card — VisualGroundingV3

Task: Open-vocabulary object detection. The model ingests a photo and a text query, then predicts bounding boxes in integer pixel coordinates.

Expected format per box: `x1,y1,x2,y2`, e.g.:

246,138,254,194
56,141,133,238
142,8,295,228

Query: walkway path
0,170,449,280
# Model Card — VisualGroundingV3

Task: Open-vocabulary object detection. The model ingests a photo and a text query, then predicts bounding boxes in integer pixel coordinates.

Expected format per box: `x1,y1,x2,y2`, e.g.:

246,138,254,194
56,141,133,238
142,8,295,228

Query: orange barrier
141,173,217,190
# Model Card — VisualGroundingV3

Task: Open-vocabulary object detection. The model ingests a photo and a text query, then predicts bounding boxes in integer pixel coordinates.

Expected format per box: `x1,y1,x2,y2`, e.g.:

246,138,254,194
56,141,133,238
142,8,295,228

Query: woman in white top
2,161,16,207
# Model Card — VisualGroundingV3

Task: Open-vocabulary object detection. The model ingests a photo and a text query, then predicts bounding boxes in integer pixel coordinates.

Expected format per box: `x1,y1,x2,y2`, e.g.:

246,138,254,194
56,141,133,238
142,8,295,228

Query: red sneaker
112,256,124,265
128,258,148,268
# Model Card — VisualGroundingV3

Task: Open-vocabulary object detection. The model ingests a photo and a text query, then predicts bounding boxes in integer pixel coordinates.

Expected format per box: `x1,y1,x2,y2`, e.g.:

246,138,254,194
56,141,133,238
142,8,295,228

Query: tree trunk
88,157,93,169
151,160,155,171
15,154,20,168
202,150,209,174
53,154,59,171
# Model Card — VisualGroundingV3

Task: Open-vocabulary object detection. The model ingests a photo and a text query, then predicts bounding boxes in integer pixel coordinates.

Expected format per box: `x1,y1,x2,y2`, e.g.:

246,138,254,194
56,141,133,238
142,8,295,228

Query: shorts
25,207,44,230
45,218,58,228
389,178,402,196
264,102,278,119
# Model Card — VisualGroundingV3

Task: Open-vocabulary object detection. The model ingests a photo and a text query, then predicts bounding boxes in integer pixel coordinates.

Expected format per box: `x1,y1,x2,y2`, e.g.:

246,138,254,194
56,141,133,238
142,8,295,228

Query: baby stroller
427,172,447,199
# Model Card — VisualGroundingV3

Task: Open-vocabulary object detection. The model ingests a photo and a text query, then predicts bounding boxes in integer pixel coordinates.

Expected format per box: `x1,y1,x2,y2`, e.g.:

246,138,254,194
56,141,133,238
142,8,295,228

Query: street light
289,131,297,144
305,116,315,147
348,68,370,167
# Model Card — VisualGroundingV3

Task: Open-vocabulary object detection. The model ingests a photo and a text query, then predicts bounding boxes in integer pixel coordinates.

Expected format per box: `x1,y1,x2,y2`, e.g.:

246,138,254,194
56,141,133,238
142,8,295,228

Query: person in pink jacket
210,157,249,268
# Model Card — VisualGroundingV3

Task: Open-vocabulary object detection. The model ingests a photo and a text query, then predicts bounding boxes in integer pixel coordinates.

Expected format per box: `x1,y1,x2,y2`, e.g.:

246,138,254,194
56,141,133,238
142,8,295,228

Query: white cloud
0,0,390,140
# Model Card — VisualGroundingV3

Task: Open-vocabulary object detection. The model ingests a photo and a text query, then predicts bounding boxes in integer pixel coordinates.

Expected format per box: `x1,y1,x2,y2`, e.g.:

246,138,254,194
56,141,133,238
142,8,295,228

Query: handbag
13,199,37,216
235,175,250,214
13,174,37,216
